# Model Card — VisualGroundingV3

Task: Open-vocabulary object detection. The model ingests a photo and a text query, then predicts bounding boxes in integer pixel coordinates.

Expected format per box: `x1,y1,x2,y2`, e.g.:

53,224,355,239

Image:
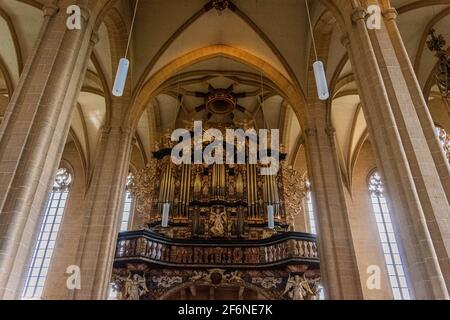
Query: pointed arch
126,45,307,132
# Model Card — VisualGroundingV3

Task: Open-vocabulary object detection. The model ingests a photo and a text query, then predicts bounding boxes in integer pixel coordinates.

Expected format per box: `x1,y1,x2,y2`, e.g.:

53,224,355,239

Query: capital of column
383,8,398,21
351,7,367,23
120,126,133,136
340,33,351,49
304,128,317,138
101,125,112,135
90,32,100,47
78,6,91,22
43,3,59,18
325,126,336,137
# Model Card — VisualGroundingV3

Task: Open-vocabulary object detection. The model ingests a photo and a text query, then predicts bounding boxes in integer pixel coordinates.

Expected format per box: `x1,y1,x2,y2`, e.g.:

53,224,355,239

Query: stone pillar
305,106,363,300
0,3,98,299
71,102,133,300
384,4,450,199
341,2,449,299
302,8,363,298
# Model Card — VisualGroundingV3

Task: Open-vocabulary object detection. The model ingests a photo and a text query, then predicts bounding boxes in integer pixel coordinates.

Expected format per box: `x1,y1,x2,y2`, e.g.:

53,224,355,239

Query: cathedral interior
0,0,449,301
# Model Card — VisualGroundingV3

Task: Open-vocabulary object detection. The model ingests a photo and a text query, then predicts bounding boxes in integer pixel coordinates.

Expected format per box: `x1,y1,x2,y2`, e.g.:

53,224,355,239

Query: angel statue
282,274,308,300
305,276,322,300
117,271,149,300
209,208,227,237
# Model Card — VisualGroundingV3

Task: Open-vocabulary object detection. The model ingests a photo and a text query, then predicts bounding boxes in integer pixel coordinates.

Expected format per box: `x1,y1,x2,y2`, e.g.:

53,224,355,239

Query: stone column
305,105,363,300
0,3,98,299
381,3,450,198
302,9,363,298
341,2,449,299
71,102,133,300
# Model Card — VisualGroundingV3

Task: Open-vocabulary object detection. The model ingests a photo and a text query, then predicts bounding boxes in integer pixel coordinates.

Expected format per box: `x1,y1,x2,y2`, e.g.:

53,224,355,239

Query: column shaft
0,4,96,299
73,109,133,300
342,4,449,299
305,105,363,300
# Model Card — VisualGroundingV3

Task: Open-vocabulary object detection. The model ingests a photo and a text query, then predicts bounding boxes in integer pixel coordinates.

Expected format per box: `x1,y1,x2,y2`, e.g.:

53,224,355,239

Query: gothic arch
126,45,307,133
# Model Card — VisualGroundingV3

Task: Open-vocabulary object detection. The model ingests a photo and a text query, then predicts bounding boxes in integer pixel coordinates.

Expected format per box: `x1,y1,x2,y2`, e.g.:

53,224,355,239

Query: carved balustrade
115,230,319,268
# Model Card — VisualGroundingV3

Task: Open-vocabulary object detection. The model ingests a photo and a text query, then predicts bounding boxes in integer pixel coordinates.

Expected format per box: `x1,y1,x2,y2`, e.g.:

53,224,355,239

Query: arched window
303,179,323,299
22,168,73,299
305,180,317,235
369,171,410,300
436,125,450,163
120,173,134,232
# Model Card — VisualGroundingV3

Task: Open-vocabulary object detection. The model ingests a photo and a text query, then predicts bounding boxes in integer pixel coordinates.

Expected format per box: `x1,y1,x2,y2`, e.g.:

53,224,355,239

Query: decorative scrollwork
427,29,450,109
152,275,183,288
252,277,282,289
279,163,308,231
189,269,243,286
128,158,160,217
112,266,321,300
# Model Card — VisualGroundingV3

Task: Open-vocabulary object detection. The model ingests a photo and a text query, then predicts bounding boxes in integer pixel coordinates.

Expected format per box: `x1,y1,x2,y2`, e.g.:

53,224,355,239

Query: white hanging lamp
112,0,140,97
161,203,171,228
305,0,329,101
267,204,275,229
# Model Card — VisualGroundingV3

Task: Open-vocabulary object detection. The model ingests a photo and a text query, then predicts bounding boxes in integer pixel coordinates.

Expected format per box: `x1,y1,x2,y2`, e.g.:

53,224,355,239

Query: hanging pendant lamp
305,0,330,101
112,0,140,97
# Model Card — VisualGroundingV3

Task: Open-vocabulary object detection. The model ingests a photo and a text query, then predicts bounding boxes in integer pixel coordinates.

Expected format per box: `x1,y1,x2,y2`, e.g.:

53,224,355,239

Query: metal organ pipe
212,164,226,198
246,164,258,219
220,164,225,197
158,159,174,219
178,164,191,217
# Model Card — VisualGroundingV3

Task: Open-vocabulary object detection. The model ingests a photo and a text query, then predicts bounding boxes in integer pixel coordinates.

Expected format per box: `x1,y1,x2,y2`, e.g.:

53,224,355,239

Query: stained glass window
369,171,410,300
436,125,450,163
304,180,316,235
22,168,73,299
120,173,134,232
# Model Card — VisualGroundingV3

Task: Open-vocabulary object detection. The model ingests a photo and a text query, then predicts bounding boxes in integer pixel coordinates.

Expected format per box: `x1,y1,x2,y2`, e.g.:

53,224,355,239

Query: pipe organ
130,144,292,240
114,125,320,300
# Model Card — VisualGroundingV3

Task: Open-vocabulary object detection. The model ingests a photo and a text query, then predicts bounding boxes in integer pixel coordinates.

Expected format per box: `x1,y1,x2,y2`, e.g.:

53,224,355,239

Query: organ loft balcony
112,124,321,300
115,230,319,269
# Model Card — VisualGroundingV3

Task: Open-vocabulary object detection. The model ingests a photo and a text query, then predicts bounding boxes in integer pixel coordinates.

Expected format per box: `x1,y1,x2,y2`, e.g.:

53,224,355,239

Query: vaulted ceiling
0,0,448,188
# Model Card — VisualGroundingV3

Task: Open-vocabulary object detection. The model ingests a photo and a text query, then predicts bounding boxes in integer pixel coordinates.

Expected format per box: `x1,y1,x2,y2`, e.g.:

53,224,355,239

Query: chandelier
427,29,450,110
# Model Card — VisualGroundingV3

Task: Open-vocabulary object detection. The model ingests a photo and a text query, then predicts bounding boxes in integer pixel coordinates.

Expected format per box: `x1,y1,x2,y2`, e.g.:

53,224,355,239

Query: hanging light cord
305,0,319,61
260,72,265,108
124,0,140,59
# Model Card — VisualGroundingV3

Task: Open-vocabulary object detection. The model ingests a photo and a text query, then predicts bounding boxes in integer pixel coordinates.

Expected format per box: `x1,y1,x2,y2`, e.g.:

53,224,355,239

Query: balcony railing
114,230,319,268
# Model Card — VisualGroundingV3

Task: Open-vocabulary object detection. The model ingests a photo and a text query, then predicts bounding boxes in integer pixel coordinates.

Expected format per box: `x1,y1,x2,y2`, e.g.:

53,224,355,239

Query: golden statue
194,172,202,194
228,175,236,195
202,175,209,196
282,274,310,300
236,172,244,194
209,208,227,237
116,272,149,300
